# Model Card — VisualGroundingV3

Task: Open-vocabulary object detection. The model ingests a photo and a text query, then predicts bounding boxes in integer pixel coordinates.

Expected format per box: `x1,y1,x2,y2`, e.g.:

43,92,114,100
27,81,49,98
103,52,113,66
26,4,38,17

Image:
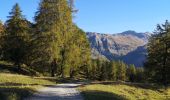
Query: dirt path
25,83,83,100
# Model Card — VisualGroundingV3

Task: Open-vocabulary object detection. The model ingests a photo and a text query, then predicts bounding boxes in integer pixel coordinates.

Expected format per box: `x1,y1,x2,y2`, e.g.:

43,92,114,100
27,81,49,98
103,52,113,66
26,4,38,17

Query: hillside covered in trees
0,1,91,78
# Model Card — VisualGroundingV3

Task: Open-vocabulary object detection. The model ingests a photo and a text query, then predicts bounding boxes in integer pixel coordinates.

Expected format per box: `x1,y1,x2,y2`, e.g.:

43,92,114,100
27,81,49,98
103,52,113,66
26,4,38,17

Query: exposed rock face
86,30,150,67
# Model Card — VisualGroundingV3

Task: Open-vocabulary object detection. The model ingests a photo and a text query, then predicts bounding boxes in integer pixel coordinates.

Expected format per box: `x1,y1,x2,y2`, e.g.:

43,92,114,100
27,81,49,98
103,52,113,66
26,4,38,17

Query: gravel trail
25,83,83,100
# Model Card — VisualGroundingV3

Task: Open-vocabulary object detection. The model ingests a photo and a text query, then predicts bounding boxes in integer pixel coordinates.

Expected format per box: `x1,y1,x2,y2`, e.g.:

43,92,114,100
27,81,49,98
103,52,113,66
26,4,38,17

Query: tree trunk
15,62,21,71
162,43,168,87
70,67,74,78
61,48,66,78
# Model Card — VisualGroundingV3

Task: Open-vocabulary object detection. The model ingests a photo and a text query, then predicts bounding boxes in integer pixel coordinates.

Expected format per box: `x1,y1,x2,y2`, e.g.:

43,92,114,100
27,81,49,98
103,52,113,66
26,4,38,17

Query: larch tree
34,0,72,76
108,61,117,81
34,0,60,75
78,28,91,79
117,61,127,81
0,21,4,34
67,26,91,78
34,0,91,78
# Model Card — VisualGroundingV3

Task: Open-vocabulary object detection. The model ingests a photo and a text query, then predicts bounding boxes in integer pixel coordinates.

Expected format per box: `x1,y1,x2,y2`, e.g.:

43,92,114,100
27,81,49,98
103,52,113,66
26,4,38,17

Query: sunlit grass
0,73,56,100
0,73,55,85
79,83,170,100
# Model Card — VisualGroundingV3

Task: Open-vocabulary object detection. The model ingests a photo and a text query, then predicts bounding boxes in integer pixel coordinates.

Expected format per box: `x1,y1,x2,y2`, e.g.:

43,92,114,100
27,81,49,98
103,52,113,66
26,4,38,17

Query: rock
86,30,150,67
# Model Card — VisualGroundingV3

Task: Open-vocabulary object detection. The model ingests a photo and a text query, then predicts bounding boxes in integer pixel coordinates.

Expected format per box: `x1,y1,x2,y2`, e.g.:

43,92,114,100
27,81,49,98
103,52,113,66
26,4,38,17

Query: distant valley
86,30,151,67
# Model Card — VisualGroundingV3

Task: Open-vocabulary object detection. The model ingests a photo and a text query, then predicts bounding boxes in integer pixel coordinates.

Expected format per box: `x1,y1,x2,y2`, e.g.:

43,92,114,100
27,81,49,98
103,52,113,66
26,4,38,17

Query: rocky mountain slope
86,30,150,67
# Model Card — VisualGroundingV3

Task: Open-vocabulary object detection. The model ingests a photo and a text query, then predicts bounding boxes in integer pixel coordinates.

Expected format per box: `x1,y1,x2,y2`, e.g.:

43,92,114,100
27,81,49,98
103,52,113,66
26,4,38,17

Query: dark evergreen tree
127,64,136,82
0,20,4,58
135,67,145,82
145,20,170,87
2,3,31,69
100,61,109,80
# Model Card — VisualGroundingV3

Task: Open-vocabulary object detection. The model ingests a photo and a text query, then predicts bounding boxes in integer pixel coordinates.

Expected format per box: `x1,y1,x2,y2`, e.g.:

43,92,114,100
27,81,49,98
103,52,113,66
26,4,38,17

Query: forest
0,0,169,86
0,0,169,99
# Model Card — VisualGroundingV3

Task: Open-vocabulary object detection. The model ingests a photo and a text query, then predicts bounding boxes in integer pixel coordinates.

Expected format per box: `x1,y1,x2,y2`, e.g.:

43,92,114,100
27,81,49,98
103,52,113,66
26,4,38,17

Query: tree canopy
1,3,31,69
145,20,170,86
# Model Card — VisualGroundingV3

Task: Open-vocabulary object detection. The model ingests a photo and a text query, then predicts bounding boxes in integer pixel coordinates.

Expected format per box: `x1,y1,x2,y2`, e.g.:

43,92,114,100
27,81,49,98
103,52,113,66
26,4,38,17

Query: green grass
0,73,56,85
0,73,56,100
79,82,170,100
0,60,57,100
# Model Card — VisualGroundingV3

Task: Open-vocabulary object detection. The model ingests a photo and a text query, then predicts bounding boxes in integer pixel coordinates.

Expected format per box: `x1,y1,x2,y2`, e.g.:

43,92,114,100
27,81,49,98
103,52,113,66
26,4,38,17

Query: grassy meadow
0,60,57,99
0,73,56,100
79,82,170,100
0,61,169,100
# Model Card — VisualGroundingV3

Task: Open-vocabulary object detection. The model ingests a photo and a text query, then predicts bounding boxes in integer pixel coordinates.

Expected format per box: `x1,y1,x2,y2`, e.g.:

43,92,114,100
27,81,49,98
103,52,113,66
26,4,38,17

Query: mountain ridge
86,31,150,67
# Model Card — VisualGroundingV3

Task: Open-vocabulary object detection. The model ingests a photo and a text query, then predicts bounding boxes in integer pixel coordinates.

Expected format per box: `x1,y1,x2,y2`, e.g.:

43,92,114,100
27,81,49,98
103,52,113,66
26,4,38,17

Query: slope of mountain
121,45,147,67
86,30,150,67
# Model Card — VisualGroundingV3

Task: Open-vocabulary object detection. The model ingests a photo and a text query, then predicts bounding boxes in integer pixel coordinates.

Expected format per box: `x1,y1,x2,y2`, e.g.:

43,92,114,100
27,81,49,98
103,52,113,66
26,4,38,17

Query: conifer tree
34,0,73,76
0,20,4,57
90,59,97,80
117,61,126,81
108,61,117,81
89,59,103,80
2,3,31,69
0,21,4,34
34,0,91,78
67,26,91,78
100,61,108,80
136,67,145,82
33,0,59,74
145,20,170,86
127,64,136,82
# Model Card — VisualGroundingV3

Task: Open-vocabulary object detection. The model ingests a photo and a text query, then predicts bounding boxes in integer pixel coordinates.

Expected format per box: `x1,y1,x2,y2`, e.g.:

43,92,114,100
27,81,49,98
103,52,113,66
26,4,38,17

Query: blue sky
0,0,170,33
